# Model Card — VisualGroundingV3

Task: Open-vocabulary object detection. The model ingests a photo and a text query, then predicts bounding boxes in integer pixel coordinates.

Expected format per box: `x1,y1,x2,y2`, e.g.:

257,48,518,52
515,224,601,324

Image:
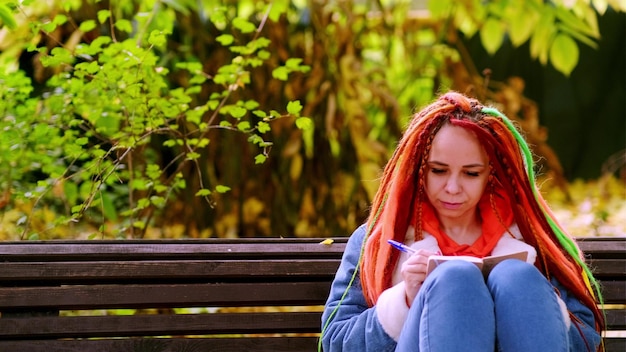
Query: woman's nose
445,176,461,194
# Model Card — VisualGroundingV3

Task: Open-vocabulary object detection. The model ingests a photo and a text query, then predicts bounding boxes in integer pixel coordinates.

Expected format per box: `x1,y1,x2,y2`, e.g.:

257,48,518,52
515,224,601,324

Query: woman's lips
441,201,462,210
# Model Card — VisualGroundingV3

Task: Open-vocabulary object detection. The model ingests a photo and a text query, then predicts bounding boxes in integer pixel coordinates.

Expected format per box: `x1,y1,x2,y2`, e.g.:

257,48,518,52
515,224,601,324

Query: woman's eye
430,168,446,174
465,171,480,177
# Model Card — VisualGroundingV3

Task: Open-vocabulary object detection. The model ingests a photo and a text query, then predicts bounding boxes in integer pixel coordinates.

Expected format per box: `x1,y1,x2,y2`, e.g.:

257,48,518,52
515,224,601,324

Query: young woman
320,92,604,352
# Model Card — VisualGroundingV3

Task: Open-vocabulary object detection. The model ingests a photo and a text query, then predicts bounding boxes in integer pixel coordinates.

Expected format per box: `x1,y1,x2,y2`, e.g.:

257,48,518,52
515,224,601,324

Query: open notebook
426,251,529,277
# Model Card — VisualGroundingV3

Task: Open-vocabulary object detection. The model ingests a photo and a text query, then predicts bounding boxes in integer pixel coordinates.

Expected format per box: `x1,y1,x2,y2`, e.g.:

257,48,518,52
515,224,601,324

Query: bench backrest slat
0,259,339,282
0,312,322,339
0,240,347,261
0,282,331,310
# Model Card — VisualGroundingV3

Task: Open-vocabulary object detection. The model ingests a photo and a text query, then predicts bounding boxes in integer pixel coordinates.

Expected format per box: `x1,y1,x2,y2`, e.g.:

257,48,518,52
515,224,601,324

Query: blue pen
387,239,417,254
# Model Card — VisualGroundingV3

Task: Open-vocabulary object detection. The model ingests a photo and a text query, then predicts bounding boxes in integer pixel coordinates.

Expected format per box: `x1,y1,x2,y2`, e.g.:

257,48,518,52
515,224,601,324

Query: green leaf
79,20,97,32
237,121,251,131
530,10,556,62
216,34,234,46
233,17,256,34
285,58,303,69
53,14,68,26
148,30,167,47
133,221,146,229
248,134,264,145
195,189,211,196
244,100,259,110
480,18,505,55
0,4,16,29
150,195,166,207
254,154,267,164
97,9,111,24
549,33,578,76
215,185,231,193
253,110,267,118
71,204,83,214
257,50,271,60
428,0,452,18
257,121,270,133
509,9,539,46
186,152,201,160
556,23,598,49
137,198,151,210
268,0,288,22
41,22,57,33
272,66,289,81
115,19,133,34
101,192,118,221
163,139,177,147
229,106,247,118
64,181,79,205
554,6,599,40
287,100,303,115
295,117,313,130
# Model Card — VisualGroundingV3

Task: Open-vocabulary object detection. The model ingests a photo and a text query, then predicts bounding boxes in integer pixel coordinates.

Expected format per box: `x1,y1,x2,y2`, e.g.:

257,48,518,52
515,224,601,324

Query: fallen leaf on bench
319,238,334,245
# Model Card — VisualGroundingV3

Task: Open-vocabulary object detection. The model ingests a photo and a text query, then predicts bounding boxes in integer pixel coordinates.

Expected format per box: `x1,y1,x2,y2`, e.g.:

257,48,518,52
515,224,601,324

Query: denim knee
425,260,485,291
487,259,544,294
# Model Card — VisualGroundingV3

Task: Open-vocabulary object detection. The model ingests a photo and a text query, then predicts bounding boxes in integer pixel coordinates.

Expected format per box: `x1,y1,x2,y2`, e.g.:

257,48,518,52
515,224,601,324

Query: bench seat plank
0,337,321,352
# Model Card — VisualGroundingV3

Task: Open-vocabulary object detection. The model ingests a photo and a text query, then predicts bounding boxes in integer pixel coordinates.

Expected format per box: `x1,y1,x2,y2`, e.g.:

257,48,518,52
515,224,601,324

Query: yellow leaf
319,238,334,246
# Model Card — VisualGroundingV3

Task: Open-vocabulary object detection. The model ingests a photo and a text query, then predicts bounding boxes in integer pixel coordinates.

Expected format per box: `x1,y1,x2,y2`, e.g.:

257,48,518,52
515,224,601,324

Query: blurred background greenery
0,0,624,240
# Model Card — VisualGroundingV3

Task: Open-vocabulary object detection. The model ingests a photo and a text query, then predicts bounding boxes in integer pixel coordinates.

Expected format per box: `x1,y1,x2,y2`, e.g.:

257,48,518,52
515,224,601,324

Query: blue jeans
395,259,569,352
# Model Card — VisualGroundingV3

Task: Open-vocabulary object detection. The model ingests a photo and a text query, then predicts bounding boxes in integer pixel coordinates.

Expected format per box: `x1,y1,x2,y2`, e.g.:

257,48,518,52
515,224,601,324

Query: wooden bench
0,237,623,352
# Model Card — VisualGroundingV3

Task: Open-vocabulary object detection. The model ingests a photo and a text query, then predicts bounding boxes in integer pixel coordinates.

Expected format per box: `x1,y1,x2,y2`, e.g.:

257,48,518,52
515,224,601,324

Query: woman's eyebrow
427,160,486,168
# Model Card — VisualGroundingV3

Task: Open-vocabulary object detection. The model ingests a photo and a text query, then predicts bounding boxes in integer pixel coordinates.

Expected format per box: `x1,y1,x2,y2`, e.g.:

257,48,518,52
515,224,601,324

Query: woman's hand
401,249,437,306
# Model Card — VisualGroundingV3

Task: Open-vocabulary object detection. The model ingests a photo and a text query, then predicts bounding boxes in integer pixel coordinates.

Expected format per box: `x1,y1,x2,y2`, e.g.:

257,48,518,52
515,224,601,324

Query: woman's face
424,124,490,223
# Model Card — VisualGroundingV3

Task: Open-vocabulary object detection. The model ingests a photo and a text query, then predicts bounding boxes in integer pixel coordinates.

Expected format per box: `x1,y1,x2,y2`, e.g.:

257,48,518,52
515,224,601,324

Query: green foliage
429,0,625,76
0,0,621,240
0,0,310,239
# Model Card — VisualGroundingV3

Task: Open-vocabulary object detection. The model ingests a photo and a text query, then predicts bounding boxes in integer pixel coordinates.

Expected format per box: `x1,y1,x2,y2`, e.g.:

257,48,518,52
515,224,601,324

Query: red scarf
421,189,514,257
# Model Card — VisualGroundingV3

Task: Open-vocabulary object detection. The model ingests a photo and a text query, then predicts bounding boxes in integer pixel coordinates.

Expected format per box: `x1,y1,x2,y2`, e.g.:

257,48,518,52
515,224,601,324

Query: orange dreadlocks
359,92,604,347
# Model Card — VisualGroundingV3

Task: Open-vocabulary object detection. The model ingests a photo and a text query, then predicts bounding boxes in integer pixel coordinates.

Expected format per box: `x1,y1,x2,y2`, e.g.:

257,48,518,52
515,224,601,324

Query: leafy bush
0,0,310,239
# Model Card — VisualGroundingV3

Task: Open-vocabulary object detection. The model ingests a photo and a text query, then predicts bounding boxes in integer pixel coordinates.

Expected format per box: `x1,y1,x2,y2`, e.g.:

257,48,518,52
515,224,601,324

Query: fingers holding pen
401,249,437,306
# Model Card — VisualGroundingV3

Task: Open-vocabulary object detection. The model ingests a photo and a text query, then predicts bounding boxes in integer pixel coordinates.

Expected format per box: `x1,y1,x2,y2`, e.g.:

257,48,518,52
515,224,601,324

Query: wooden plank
587,259,626,277
0,337,320,352
0,236,621,259
605,309,626,330
0,259,341,283
601,281,626,304
578,238,626,258
0,337,616,352
0,239,348,261
0,312,321,338
0,258,619,284
604,338,626,352
0,282,331,309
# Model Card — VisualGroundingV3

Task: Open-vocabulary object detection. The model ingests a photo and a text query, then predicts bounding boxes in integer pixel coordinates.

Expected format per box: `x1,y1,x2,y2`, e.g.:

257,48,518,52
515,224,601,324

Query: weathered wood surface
0,237,623,352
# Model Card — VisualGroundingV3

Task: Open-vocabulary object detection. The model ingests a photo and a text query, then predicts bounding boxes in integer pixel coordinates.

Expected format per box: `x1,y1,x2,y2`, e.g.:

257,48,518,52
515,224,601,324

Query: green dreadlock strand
481,107,603,302
318,194,388,352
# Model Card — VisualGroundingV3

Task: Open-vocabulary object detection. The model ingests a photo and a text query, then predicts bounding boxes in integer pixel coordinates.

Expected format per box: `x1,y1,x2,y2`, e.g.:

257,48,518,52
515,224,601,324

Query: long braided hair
359,91,604,343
